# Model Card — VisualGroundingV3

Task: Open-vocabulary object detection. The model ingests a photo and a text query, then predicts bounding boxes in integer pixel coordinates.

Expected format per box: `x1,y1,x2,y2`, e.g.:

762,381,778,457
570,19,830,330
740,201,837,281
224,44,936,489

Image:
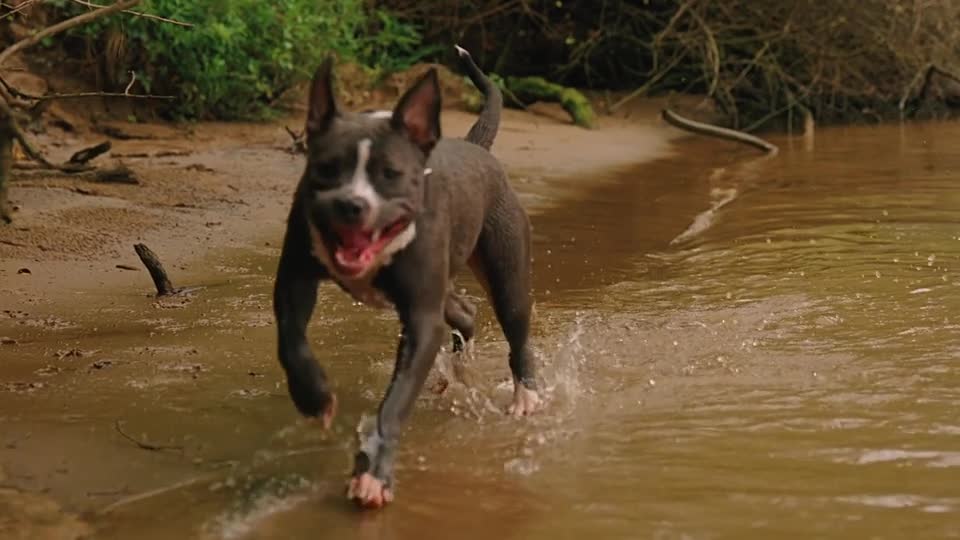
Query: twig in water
133,243,179,296
114,420,182,452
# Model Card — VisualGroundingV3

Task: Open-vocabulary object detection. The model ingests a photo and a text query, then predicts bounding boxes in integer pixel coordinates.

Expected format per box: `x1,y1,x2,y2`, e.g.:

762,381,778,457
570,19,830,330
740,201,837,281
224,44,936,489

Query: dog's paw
308,393,337,429
322,394,338,428
507,385,540,417
430,376,450,395
451,329,466,353
347,473,394,509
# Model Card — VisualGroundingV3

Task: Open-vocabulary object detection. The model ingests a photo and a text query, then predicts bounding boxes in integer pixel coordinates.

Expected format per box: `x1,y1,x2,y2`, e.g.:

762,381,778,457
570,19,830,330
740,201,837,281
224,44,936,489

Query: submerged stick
661,109,778,155
133,243,177,296
114,420,182,452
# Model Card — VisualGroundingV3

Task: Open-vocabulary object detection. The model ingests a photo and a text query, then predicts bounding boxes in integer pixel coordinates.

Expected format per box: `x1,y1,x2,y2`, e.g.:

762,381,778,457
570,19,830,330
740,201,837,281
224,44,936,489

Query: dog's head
299,57,441,279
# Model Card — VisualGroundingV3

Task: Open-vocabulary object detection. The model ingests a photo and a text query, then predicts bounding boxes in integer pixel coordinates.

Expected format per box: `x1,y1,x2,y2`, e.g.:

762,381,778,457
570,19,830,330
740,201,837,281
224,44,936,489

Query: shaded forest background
5,0,960,129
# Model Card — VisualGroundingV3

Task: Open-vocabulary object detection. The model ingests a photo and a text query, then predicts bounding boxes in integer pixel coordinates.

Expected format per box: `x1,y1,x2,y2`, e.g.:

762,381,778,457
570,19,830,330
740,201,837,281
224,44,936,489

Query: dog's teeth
372,229,381,242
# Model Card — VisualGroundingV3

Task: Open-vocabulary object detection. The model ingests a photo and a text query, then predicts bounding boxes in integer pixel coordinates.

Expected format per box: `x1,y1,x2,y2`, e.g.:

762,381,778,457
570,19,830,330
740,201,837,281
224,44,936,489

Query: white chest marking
365,110,393,119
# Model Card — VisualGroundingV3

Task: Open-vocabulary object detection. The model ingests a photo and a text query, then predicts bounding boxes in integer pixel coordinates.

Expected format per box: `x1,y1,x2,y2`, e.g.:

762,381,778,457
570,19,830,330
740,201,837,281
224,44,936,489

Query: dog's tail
456,45,502,151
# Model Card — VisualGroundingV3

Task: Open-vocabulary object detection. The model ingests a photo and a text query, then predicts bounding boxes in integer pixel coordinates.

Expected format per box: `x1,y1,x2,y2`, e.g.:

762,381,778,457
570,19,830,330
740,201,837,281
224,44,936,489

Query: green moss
506,76,595,128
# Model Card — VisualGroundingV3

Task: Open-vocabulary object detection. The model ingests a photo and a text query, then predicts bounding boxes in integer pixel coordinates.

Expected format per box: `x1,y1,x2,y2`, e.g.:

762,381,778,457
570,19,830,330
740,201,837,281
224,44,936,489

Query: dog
272,45,540,509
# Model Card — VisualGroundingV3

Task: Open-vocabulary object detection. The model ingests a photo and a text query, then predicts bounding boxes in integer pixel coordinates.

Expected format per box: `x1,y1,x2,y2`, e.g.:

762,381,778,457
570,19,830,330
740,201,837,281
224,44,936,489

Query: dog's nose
333,196,370,223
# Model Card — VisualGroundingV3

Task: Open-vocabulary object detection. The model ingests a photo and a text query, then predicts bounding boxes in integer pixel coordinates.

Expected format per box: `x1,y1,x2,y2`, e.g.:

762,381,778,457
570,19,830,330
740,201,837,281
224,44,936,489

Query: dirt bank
0,97,687,305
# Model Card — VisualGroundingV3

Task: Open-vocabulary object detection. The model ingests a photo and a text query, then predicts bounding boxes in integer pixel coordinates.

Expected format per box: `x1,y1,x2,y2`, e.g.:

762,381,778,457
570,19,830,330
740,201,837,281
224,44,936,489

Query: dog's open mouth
332,218,411,277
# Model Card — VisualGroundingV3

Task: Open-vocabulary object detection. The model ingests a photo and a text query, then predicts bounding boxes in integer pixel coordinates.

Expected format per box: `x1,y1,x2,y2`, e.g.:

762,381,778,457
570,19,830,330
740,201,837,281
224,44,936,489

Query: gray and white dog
272,46,539,508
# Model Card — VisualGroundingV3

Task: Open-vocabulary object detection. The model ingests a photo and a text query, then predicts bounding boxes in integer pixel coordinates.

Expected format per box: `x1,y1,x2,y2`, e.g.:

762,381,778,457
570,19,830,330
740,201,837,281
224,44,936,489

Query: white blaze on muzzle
349,138,382,229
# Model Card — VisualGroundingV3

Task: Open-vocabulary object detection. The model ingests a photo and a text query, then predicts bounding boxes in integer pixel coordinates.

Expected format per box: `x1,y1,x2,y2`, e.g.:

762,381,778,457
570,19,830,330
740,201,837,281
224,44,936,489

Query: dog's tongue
338,228,372,251
334,228,375,275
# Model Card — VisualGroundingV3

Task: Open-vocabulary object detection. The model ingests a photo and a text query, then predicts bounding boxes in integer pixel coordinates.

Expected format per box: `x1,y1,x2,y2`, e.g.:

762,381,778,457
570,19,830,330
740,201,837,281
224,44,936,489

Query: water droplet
503,457,539,476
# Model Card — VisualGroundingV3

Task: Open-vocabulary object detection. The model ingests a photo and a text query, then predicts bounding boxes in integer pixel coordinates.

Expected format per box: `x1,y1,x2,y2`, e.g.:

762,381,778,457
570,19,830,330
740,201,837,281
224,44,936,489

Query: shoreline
0,102,682,308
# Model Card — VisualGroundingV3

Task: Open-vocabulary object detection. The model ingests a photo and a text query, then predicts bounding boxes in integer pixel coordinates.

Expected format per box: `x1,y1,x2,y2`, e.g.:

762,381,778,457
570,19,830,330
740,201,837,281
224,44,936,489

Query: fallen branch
0,71,174,104
661,108,779,155
133,243,179,296
68,140,112,164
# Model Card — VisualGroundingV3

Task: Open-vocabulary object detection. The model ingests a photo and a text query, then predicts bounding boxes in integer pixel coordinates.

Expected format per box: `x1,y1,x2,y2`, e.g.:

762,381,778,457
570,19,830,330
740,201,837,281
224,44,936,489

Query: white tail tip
454,44,469,57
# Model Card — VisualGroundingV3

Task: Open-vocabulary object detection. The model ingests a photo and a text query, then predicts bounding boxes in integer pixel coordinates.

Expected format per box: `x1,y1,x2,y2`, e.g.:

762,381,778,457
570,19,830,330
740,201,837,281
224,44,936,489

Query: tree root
661,108,778,155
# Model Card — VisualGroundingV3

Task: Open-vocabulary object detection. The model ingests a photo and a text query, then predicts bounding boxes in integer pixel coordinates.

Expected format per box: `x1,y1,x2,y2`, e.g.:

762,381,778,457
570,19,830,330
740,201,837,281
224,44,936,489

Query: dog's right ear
306,56,338,135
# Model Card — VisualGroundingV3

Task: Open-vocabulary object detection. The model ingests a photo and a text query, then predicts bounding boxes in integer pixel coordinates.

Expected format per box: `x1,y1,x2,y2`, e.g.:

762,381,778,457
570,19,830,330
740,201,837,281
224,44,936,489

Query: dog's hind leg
432,291,477,394
469,197,540,416
445,291,477,352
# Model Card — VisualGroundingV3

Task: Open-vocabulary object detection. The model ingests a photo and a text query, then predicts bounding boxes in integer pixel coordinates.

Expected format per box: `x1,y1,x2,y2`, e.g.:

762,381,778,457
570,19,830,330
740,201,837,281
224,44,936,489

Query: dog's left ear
392,68,442,154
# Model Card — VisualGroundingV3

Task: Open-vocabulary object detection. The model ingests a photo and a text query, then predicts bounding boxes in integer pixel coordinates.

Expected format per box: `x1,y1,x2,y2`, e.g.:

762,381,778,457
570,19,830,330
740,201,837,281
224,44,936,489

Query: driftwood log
133,243,178,296
661,109,779,155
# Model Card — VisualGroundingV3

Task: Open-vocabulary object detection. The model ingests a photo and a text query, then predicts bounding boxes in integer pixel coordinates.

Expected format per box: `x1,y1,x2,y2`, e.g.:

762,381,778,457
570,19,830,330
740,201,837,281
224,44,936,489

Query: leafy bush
52,0,434,119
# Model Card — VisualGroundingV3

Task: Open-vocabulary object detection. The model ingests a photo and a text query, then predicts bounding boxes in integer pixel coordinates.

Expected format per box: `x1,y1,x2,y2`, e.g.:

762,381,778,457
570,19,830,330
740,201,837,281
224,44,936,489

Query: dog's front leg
273,241,337,427
348,304,445,508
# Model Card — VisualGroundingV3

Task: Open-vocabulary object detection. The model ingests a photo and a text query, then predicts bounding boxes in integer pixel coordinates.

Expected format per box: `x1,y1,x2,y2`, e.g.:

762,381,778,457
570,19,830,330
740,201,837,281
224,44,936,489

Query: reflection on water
3,121,960,539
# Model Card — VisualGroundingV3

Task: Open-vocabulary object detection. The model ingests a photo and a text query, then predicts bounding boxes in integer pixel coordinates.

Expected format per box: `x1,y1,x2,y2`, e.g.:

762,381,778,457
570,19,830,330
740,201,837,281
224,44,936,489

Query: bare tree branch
69,0,193,27
0,0,37,21
0,0,141,69
0,72,173,102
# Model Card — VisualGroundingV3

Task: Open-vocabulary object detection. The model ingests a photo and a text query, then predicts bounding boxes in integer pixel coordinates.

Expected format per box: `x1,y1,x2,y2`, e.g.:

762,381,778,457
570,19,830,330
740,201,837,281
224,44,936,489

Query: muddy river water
3,121,960,539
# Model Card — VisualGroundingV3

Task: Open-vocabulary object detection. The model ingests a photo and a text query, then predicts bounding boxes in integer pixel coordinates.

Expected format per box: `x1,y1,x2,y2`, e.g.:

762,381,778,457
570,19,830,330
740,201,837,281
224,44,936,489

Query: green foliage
53,0,432,120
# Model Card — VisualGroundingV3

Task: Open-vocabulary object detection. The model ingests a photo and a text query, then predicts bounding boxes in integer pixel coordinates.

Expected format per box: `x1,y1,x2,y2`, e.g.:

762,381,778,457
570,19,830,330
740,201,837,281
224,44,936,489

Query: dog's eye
383,167,402,180
313,160,339,179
